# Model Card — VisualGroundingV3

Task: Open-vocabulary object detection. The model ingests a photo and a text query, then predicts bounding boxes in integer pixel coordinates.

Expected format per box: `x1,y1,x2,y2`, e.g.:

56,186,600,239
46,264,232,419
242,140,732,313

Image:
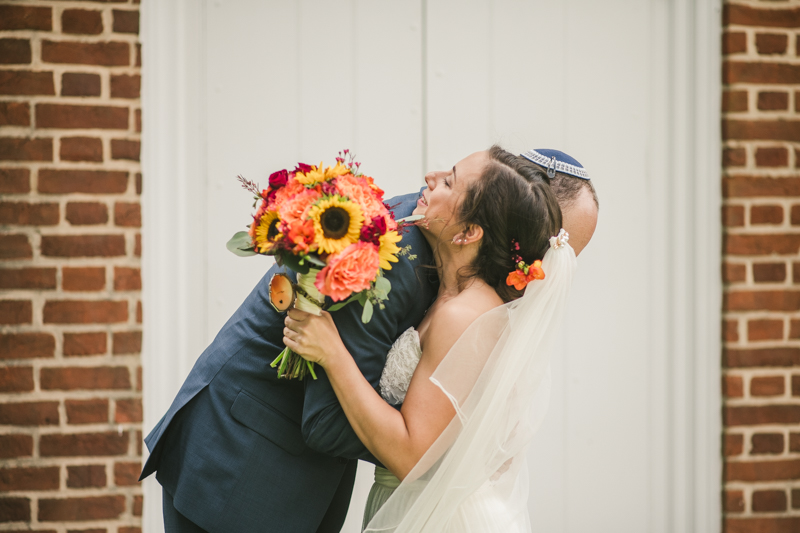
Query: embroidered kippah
521,149,590,181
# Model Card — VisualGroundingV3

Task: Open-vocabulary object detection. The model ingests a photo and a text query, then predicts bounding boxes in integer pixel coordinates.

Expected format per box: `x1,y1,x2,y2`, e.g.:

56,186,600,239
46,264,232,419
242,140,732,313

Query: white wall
142,1,722,531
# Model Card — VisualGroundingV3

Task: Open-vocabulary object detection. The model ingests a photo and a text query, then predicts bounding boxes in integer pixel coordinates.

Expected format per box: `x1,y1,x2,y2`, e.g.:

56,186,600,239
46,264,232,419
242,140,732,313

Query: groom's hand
284,309,348,367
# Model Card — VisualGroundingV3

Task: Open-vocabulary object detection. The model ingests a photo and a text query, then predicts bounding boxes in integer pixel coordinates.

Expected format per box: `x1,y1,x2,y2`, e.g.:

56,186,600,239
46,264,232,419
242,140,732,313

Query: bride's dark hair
456,145,562,302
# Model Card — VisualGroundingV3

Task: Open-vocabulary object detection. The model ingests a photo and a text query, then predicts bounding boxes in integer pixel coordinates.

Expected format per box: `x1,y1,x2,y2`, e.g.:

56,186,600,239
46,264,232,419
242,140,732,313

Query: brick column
722,1,800,531
1,2,142,531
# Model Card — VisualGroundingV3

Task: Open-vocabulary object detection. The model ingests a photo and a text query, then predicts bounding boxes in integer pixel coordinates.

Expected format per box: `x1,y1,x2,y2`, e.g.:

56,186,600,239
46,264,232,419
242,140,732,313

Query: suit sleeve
300,256,422,462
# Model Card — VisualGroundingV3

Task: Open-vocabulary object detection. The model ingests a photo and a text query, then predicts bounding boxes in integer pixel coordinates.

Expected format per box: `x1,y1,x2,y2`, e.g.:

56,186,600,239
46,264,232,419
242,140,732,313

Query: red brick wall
0,1,142,530
722,1,800,531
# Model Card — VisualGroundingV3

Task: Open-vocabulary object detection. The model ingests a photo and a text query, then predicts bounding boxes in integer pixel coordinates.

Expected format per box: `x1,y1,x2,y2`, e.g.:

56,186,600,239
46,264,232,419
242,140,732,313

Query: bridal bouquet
227,150,417,379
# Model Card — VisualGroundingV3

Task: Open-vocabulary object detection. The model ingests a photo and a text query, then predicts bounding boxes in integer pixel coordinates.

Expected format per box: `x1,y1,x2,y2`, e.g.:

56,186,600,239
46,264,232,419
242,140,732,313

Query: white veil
364,234,576,533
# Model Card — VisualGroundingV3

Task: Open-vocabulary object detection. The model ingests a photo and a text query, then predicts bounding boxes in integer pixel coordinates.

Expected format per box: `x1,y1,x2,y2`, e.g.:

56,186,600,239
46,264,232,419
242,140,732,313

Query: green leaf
328,294,359,312
357,291,368,306
373,276,391,300
361,300,374,323
226,231,257,257
278,252,312,274
304,254,326,268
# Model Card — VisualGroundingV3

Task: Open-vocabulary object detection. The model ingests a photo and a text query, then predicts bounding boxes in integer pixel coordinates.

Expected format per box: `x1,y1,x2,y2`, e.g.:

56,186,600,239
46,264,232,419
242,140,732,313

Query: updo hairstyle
456,145,562,302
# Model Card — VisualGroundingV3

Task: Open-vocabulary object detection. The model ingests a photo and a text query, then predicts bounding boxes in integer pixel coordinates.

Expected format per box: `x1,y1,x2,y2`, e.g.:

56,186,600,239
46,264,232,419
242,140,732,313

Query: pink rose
315,242,380,301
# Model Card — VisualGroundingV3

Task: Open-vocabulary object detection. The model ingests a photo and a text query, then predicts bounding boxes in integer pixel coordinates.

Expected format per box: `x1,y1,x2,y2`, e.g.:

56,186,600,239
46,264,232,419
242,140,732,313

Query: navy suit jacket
140,192,436,533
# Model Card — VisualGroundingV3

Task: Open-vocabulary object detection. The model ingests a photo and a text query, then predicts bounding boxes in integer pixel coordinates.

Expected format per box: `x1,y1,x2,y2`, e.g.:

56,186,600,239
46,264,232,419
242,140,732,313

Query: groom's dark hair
550,172,599,210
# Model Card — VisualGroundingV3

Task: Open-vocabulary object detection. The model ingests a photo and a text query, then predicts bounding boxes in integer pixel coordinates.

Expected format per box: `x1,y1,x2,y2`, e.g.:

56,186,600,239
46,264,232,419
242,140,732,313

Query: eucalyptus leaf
361,300,373,323
397,214,425,223
304,255,326,268
226,231,256,257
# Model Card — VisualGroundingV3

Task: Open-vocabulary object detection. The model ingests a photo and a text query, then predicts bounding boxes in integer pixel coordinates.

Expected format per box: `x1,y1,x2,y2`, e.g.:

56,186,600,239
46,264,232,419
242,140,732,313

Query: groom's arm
301,193,435,462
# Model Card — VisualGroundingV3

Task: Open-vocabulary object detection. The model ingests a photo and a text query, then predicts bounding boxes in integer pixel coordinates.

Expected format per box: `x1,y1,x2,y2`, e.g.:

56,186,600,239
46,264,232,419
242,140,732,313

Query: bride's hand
283,308,347,367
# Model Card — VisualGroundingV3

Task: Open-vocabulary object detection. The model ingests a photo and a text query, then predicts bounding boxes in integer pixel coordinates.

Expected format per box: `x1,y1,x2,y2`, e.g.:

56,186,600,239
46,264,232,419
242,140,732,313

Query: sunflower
378,230,402,270
254,210,282,253
308,197,364,255
295,161,350,186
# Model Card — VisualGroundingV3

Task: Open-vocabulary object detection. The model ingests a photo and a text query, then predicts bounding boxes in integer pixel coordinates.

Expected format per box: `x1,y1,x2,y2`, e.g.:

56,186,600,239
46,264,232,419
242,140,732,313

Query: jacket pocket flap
230,390,307,456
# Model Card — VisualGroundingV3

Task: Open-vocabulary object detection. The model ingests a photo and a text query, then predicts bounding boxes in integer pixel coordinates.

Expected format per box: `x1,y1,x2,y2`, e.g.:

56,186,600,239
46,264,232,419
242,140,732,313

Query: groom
140,149,597,533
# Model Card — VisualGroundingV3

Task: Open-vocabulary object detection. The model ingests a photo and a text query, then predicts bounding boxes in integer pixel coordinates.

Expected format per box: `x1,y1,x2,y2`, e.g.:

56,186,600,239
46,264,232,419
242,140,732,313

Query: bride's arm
284,303,481,480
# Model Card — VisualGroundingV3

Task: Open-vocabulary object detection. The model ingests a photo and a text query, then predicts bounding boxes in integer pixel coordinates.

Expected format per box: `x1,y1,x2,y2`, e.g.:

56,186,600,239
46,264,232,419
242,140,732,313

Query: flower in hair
506,259,545,290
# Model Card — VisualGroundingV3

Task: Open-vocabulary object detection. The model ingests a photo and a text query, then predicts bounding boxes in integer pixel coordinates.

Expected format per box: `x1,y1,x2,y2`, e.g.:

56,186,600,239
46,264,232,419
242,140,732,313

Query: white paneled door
142,1,721,532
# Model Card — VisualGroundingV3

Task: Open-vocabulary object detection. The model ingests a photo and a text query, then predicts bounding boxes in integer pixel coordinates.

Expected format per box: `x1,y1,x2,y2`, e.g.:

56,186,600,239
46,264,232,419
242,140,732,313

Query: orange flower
334,174,386,219
505,260,545,290
315,242,380,301
286,219,315,254
278,187,322,226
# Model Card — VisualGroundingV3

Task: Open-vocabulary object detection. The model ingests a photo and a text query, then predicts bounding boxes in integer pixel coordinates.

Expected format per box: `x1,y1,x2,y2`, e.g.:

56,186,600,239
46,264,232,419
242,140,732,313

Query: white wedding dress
363,328,535,532
362,233,575,533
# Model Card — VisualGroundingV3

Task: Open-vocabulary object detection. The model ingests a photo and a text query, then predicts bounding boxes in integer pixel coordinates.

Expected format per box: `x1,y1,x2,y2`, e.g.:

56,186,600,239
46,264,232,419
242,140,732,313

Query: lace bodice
380,327,422,405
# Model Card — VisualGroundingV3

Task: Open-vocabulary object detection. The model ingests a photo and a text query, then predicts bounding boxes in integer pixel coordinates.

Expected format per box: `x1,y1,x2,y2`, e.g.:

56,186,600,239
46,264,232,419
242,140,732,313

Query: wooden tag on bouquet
269,273,296,312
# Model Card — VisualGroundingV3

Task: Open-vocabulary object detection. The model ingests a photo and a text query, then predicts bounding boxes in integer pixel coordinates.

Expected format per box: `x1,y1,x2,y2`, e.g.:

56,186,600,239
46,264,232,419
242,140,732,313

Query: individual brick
723,148,746,168
751,376,785,397
65,399,109,424
39,432,128,457
0,201,59,225
36,104,128,130
110,74,140,99
0,466,59,491
41,41,129,67
0,366,33,392
725,235,800,256
724,176,800,198
62,9,103,35
113,331,141,354
723,119,800,141
38,495,125,522
724,374,744,397
725,433,744,456
114,202,140,227
725,405,800,426
114,267,141,291
43,300,127,324
113,461,141,486
0,333,55,359
723,262,746,283
722,90,747,112
66,465,106,488
60,137,103,162
756,33,788,55
723,320,739,342
61,73,101,97
41,367,131,390
753,263,787,283
752,490,787,512
755,147,789,167
758,91,789,111
0,137,53,161
111,139,140,160
0,39,32,65
0,300,32,324
0,70,54,95
0,234,32,260
65,202,109,225
38,169,127,194
0,5,52,31
791,433,800,452
41,235,125,257
723,32,747,54
0,401,59,426
0,497,30,522
751,433,785,454
724,347,800,368
62,267,106,291
725,290,800,312
112,10,139,34
0,168,30,193
114,399,141,423
0,102,30,126
63,332,106,356
0,435,33,459
0,268,56,290
726,459,800,482
724,490,745,513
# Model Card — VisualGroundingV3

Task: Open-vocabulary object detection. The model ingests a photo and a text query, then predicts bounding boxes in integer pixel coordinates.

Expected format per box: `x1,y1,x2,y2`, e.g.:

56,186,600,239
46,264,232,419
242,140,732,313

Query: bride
283,145,576,532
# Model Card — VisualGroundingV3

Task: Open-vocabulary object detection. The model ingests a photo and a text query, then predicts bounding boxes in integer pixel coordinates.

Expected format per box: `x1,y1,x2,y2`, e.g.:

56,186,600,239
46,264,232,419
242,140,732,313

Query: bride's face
413,150,489,240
